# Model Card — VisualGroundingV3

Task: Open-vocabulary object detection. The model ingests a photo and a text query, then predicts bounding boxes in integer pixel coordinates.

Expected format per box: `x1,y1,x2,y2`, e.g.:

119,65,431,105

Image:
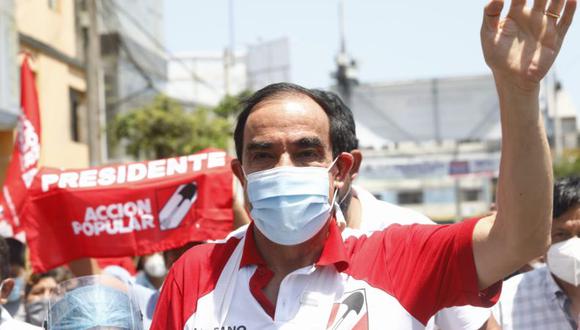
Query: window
397,191,423,205
69,89,84,142
461,188,482,202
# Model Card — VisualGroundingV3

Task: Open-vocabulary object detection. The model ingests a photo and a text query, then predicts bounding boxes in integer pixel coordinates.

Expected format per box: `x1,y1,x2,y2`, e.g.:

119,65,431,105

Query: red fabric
239,223,265,268
239,221,348,319
151,218,502,328
248,265,275,319
0,56,42,233
239,220,348,271
343,218,502,325
151,236,241,330
326,303,341,328
22,149,234,272
352,313,369,330
96,257,137,275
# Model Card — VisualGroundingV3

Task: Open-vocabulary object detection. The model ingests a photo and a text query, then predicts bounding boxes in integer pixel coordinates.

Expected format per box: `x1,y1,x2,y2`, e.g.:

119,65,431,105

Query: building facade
98,0,166,162
166,38,290,108
10,0,90,172
348,74,578,222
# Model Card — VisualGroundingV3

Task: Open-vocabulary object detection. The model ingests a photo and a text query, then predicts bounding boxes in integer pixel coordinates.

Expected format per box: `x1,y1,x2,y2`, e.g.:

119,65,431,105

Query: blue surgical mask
7,276,23,303
246,161,338,246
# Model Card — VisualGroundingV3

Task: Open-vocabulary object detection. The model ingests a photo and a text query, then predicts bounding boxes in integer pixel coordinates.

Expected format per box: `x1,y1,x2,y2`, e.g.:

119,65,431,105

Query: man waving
151,0,576,328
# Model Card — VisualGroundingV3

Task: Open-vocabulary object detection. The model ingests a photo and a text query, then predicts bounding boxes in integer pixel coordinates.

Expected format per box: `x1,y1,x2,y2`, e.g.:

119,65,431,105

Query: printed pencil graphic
159,183,197,230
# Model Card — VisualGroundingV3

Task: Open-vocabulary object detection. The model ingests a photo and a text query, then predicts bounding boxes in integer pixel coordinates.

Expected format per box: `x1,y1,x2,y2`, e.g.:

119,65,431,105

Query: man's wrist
492,71,541,96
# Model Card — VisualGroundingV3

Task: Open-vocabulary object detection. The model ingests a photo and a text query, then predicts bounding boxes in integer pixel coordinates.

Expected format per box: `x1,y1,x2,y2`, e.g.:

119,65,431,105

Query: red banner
22,149,234,272
0,56,42,236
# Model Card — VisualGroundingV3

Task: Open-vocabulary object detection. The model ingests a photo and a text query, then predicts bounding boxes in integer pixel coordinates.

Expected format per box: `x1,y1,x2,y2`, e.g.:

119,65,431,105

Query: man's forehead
243,95,330,145
247,135,325,148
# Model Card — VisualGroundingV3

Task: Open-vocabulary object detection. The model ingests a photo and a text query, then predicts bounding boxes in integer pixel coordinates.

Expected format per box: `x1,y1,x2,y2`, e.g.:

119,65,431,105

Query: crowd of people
0,0,576,329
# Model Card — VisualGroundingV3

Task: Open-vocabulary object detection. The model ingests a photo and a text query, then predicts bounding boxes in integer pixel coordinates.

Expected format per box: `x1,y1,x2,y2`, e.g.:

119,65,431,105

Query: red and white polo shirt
151,218,501,329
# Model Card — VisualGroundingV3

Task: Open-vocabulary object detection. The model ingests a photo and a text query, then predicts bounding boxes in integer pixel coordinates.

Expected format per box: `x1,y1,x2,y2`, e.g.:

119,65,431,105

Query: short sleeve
346,218,502,325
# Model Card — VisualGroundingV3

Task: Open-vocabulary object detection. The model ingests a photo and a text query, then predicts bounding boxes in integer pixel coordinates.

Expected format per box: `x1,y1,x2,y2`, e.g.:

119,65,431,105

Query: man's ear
0,278,14,304
335,153,354,183
231,159,246,186
350,149,363,180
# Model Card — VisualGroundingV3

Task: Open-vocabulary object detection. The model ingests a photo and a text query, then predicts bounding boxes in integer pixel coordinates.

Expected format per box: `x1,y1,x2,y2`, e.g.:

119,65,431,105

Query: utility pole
549,71,563,159
554,80,563,159
224,0,235,96
86,0,103,165
333,0,358,107
223,48,231,96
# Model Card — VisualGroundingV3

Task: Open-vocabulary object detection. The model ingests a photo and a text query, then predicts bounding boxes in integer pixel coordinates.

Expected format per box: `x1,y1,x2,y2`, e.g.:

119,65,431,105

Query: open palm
481,0,576,90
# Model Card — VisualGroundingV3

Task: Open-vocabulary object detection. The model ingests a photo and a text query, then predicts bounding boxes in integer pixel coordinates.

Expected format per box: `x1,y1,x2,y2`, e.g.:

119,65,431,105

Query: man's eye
253,152,273,160
298,150,317,158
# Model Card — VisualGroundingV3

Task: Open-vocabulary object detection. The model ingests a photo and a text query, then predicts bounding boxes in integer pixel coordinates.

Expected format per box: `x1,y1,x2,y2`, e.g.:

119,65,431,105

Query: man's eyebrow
246,141,273,151
294,137,324,148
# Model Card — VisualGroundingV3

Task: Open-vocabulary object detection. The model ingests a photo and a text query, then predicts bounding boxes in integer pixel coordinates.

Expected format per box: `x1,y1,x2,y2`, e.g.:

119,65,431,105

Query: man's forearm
494,75,553,254
474,76,553,288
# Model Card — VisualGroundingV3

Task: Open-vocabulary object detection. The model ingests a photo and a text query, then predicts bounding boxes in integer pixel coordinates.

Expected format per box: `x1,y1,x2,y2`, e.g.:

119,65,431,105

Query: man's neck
253,223,328,275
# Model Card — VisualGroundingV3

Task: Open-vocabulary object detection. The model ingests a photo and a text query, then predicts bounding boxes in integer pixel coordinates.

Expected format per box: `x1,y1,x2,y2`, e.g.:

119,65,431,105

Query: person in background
45,275,143,330
101,241,203,330
492,177,580,329
3,238,26,320
23,268,71,327
135,253,166,291
0,236,39,329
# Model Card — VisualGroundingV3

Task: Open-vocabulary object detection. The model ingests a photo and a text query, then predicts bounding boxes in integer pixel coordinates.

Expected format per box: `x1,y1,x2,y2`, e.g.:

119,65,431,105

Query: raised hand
481,0,576,90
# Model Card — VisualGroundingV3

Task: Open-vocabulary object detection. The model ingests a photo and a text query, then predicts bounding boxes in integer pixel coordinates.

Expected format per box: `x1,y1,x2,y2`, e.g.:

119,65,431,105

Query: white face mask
143,253,167,278
547,237,580,286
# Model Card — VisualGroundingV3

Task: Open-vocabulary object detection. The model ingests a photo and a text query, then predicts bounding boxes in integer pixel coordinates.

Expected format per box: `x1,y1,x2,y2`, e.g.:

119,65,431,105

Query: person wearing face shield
4,238,27,321
0,236,40,329
102,242,204,330
44,275,143,330
492,177,580,329
24,268,72,328
151,1,576,328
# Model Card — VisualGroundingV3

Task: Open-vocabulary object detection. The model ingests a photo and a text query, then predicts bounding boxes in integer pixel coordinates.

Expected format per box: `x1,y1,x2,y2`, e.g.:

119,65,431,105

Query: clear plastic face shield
44,275,143,330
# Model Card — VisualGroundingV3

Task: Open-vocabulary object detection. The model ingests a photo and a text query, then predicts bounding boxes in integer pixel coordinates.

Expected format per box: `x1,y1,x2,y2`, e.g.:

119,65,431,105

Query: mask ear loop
338,184,352,206
330,186,347,231
328,156,347,230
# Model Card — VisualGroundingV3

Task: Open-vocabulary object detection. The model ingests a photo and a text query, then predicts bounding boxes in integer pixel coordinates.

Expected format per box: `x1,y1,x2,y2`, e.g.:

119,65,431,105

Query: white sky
165,0,580,108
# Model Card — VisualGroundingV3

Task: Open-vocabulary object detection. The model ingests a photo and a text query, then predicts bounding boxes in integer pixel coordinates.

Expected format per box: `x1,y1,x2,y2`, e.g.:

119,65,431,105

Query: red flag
22,149,234,272
0,56,41,237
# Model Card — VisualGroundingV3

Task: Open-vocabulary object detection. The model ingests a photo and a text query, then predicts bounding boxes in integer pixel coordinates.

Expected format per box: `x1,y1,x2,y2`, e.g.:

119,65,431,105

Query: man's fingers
484,0,505,30
533,0,549,12
509,0,527,13
546,0,566,16
557,0,577,35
